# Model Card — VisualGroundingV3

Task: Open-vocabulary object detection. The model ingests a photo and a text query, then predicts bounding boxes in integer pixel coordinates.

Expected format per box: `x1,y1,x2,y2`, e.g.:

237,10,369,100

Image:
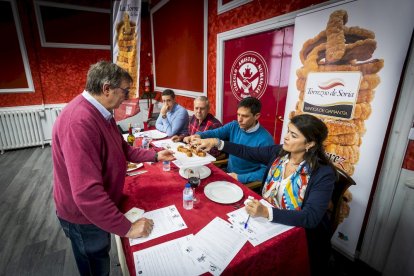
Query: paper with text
227,199,293,246
133,235,207,276
129,205,187,246
183,217,247,276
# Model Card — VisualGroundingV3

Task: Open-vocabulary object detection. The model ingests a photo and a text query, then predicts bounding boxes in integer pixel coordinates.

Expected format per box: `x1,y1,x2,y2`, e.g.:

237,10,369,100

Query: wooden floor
0,146,122,276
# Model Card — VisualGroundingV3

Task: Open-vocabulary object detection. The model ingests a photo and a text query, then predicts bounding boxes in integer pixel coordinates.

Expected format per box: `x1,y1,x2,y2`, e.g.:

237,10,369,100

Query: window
0,0,34,93
34,1,110,49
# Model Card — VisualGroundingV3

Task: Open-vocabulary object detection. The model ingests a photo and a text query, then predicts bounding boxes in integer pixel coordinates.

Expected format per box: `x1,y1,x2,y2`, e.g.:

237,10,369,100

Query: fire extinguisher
144,77,150,92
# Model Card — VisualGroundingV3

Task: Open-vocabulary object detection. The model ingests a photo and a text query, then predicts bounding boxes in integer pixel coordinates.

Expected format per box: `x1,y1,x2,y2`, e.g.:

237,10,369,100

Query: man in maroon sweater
52,61,174,275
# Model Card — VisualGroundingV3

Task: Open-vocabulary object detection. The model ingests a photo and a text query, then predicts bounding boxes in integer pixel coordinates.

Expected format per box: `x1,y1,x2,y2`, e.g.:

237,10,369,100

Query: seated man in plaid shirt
172,96,222,157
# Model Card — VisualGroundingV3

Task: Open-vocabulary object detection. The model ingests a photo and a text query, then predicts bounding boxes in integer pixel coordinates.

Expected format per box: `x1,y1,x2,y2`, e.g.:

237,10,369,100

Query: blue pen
244,215,250,229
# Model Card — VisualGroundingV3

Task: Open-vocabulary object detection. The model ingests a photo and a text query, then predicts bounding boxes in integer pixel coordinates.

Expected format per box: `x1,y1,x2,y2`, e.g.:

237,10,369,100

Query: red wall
205,0,326,115
0,0,110,107
0,0,326,110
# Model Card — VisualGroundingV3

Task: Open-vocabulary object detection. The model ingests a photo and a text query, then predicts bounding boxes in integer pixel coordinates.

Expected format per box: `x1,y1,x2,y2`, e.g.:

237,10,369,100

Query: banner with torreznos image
112,0,141,99
283,0,414,257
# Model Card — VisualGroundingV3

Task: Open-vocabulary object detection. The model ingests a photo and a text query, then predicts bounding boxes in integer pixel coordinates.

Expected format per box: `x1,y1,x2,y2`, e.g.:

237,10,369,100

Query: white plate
204,181,244,204
179,166,211,180
127,162,143,172
170,142,216,168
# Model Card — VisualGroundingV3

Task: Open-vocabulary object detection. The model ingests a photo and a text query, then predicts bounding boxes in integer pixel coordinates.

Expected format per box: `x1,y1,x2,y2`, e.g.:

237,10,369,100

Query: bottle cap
185,183,191,188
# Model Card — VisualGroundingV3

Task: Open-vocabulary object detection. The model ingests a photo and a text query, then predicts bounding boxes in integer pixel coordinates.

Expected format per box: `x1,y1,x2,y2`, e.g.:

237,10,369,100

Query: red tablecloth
120,160,310,275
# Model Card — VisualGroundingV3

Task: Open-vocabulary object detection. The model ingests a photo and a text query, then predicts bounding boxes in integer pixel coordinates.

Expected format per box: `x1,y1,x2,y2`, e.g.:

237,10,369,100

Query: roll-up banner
283,0,414,257
112,0,141,120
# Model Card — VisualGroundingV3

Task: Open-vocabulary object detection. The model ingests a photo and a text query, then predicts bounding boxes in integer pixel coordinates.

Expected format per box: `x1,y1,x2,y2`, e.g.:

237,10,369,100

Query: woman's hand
194,138,218,152
245,199,269,219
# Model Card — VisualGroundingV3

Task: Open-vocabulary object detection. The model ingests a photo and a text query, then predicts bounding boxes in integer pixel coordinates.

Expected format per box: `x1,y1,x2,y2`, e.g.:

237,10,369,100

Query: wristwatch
162,114,167,119
216,139,224,150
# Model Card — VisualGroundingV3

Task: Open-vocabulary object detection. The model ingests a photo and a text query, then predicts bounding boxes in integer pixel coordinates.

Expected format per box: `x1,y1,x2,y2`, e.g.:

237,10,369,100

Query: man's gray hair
85,61,133,95
194,96,210,108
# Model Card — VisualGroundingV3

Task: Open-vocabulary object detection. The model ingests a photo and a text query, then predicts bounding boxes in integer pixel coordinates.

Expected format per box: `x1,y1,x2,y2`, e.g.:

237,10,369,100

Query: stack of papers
131,216,247,276
129,201,293,275
226,199,293,246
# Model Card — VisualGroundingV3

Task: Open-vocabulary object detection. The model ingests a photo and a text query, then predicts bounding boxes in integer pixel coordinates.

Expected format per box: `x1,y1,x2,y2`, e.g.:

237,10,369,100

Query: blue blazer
221,142,336,231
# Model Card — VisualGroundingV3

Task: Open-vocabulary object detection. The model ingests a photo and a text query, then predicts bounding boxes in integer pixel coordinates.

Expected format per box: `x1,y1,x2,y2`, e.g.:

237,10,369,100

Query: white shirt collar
244,121,260,133
82,90,112,121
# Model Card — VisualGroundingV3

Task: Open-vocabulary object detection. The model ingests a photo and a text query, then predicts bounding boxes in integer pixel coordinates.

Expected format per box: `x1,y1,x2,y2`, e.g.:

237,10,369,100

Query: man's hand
183,134,200,144
245,199,269,219
157,150,175,161
160,104,169,116
194,138,217,152
228,172,238,181
171,135,182,142
125,218,154,238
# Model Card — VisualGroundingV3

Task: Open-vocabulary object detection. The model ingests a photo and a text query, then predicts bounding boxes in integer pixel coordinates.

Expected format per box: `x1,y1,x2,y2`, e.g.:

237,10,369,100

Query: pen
244,215,250,229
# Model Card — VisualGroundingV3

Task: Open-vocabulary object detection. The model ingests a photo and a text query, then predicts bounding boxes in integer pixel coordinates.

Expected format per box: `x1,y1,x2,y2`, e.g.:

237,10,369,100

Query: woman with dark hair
195,114,336,275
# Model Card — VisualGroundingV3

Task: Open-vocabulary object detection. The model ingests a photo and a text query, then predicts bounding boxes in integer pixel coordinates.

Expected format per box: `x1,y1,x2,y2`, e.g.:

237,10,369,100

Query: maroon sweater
52,95,156,236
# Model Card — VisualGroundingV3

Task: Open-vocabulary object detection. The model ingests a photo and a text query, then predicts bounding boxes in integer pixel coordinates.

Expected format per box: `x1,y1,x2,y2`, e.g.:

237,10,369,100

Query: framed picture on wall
0,0,34,93
34,1,110,49
217,0,253,15
151,0,207,97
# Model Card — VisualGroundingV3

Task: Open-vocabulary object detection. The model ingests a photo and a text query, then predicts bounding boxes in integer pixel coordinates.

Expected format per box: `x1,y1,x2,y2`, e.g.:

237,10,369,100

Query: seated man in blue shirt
155,89,189,136
185,97,274,184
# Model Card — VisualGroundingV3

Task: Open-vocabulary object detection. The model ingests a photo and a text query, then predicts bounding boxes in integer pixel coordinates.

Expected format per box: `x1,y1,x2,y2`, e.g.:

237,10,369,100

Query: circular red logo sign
230,51,268,101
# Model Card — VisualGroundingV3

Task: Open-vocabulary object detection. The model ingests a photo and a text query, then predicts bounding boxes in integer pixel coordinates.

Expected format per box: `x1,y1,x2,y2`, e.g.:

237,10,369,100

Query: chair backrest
212,153,228,169
329,167,356,235
245,181,262,191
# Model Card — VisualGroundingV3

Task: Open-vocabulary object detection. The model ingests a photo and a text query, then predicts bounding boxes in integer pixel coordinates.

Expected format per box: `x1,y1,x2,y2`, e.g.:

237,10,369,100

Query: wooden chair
245,180,262,190
329,167,356,235
212,153,228,169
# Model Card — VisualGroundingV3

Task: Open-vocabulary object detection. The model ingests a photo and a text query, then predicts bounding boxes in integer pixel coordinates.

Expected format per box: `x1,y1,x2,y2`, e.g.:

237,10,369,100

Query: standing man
171,96,222,156
155,89,189,136
185,97,274,184
52,61,174,275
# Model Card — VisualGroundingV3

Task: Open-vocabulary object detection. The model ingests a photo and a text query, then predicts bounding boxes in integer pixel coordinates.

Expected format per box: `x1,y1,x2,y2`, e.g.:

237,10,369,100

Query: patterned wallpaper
206,0,325,115
0,0,325,110
0,0,110,107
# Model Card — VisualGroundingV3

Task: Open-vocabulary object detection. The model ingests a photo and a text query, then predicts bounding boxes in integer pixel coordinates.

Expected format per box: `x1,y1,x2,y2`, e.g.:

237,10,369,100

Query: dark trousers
306,226,332,276
59,217,111,276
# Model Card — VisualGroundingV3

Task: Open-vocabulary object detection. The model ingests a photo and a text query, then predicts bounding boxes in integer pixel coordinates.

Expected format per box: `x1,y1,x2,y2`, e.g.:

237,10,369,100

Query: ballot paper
227,199,293,246
129,205,187,246
133,235,207,276
183,217,247,276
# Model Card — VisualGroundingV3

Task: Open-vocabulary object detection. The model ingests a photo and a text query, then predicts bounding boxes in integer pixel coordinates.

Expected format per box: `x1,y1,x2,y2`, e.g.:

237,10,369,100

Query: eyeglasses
117,87,130,96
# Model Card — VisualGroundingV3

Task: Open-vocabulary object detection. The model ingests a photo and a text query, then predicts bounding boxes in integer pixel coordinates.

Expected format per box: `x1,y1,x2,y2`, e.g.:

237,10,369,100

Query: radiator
0,110,45,154
50,107,63,122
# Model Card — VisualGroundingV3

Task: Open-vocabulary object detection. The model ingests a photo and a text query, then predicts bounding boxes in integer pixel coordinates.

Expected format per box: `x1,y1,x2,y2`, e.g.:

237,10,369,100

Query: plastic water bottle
183,183,193,210
163,161,170,171
142,135,151,149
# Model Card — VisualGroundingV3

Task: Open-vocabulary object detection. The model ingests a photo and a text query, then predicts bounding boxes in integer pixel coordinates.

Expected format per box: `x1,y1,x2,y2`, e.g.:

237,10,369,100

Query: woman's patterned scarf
262,155,311,210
